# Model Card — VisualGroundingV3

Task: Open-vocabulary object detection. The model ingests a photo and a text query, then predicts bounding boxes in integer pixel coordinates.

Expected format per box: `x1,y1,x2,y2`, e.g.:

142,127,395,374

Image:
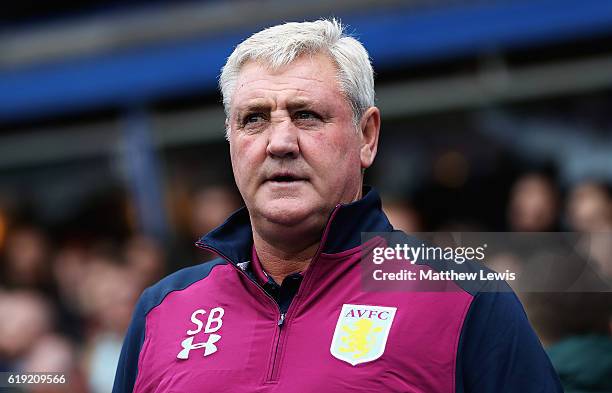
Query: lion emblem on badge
339,318,383,359
330,304,397,366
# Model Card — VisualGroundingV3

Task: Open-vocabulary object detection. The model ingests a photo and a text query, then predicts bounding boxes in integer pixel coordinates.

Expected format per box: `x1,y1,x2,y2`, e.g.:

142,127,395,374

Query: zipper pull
277,313,286,327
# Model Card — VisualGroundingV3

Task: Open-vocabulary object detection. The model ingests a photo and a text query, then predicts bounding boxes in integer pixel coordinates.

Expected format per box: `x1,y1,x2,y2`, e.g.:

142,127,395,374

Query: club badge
330,304,397,366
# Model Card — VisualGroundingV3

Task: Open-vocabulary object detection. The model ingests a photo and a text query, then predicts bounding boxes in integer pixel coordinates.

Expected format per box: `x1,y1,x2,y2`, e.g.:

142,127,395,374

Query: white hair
219,18,375,138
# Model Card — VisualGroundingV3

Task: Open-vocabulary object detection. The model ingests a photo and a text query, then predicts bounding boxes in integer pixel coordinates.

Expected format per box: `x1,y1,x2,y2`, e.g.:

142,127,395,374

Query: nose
266,118,299,159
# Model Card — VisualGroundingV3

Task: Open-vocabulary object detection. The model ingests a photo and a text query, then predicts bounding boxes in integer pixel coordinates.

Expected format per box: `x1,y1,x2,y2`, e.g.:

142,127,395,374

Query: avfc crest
330,304,397,366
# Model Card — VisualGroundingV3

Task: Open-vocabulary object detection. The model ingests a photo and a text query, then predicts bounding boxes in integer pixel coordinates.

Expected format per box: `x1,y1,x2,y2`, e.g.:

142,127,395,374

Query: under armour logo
177,334,221,359
177,307,224,360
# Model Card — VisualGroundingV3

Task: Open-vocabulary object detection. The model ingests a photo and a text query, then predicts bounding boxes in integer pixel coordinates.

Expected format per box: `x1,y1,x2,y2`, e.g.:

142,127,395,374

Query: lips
266,172,308,183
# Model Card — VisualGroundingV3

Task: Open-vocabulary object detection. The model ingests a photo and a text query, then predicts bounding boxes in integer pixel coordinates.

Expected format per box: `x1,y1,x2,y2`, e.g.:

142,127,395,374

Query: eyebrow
233,97,319,119
285,98,316,111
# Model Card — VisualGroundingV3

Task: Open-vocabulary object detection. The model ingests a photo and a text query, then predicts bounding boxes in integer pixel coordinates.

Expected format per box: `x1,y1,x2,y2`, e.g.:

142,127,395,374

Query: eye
294,111,320,121
243,113,266,124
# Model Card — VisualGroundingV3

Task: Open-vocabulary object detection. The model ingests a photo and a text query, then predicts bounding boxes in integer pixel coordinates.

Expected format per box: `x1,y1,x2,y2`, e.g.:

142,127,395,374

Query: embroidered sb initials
177,307,224,360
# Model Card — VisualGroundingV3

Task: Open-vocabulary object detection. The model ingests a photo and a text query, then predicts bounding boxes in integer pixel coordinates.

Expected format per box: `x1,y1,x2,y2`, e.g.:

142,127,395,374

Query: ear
359,107,381,169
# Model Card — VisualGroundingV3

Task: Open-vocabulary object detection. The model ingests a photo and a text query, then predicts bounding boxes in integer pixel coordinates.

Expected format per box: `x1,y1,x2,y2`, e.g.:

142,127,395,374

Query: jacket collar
195,186,393,265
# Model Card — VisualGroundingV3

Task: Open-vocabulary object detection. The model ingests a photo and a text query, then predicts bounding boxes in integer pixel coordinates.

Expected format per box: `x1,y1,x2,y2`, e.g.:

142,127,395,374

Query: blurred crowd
0,173,611,392
0,186,240,393
385,174,612,392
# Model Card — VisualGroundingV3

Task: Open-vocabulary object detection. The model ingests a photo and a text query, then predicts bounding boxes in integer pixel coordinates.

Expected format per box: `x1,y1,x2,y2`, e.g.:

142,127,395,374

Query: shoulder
456,290,562,391
139,258,228,316
112,258,229,393
461,290,529,338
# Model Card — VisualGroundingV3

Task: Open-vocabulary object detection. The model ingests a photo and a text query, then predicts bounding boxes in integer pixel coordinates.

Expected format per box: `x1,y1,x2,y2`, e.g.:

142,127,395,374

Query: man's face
228,53,367,232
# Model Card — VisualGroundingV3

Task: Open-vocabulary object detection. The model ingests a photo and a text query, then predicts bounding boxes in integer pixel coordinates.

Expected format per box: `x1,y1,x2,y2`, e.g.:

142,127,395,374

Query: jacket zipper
263,204,342,382
195,204,342,384
195,244,285,383
267,312,286,382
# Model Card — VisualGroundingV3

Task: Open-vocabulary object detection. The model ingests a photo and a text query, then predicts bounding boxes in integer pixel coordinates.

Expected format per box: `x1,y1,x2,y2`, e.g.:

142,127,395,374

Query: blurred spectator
22,334,88,393
579,231,612,280
523,291,612,393
51,243,89,341
566,181,612,232
77,259,140,393
190,185,241,239
566,181,612,280
0,225,52,291
171,185,242,266
383,199,423,233
123,235,165,288
508,173,560,232
52,244,88,312
23,334,74,372
547,335,612,393
86,334,123,393
78,259,139,336
0,290,53,371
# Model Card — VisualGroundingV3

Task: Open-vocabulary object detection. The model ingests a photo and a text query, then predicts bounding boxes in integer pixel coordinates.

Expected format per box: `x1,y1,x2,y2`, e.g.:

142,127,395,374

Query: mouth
266,173,308,184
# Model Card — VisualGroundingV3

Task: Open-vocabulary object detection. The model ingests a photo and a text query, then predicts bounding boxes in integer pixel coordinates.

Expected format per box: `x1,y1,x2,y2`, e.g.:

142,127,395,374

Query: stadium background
1,1,611,392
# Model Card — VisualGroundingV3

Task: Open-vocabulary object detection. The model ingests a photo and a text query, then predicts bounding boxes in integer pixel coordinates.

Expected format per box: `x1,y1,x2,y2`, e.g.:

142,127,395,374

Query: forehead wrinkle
235,72,329,98
232,97,274,118
231,57,343,115
234,87,318,111
235,81,309,100
274,75,327,84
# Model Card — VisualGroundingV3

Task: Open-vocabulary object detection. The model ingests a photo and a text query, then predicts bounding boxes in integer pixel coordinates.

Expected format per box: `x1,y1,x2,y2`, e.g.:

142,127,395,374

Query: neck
252,230,320,284
251,185,365,284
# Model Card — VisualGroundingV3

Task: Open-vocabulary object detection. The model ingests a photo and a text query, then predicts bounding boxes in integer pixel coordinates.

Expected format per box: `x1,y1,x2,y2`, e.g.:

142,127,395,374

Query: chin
258,199,316,226
263,208,311,226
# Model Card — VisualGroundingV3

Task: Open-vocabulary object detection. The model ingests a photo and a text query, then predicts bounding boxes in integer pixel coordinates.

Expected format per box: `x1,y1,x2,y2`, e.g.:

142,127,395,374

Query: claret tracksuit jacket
113,187,563,393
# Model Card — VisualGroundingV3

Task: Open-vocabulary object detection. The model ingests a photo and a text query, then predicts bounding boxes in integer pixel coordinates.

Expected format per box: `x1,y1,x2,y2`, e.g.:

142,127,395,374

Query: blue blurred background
1,1,611,392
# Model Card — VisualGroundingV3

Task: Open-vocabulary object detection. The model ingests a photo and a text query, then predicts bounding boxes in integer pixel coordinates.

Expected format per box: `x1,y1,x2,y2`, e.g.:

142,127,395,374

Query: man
113,19,562,392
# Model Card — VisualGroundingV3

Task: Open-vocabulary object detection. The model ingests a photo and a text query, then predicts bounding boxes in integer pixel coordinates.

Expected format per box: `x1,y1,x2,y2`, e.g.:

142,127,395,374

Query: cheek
306,130,361,174
229,140,249,186
230,137,264,181
328,131,361,165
